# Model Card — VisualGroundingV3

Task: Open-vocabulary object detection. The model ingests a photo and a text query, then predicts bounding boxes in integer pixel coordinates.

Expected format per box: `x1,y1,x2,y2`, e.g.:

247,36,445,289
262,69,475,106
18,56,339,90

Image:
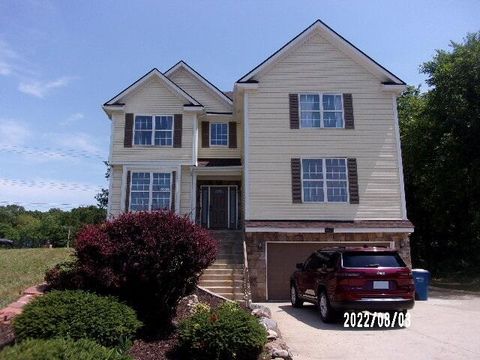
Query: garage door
266,241,393,300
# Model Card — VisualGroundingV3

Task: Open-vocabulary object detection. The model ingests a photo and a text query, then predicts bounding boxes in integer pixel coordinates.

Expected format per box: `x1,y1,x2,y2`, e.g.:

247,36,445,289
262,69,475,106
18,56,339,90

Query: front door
209,186,229,229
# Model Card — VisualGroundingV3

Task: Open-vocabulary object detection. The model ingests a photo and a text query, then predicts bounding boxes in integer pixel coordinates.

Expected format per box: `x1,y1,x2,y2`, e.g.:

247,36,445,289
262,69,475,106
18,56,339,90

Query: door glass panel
201,187,209,227
229,187,237,229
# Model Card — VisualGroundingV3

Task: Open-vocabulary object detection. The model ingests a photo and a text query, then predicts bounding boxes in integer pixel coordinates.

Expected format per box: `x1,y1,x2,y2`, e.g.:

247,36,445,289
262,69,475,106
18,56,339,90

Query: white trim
190,169,197,221
176,165,181,214
209,122,229,147
392,95,408,220
246,227,414,233
102,104,125,118
193,166,242,174
300,157,349,204
105,69,200,106
183,105,204,113
238,20,404,84
111,160,193,167
298,93,345,129
165,61,233,107
132,114,174,147
235,82,259,90
243,91,250,220
120,166,128,212
382,84,407,93
192,113,198,166
106,165,114,218
265,240,395,300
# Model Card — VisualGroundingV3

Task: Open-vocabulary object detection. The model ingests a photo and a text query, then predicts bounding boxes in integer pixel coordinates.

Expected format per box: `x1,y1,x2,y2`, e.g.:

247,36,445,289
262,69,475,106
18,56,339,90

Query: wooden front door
209,186,229,229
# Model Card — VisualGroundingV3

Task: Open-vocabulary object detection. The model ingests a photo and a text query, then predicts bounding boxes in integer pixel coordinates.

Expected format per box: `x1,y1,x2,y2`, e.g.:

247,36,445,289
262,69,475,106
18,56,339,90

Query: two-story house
103,20,413,302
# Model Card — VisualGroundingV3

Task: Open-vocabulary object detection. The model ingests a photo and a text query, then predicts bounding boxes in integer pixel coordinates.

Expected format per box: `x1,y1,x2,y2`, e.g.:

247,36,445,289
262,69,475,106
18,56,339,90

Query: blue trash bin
412,269,430,300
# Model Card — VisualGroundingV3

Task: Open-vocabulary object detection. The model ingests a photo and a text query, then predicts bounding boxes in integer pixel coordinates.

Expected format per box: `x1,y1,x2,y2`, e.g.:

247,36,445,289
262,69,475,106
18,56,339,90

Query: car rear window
342,252,406,268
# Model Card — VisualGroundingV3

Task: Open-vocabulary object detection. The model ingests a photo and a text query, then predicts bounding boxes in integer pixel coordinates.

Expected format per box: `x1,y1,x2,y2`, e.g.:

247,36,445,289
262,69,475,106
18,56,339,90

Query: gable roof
237,19,405,85
165,61,233,105
103,68,201,106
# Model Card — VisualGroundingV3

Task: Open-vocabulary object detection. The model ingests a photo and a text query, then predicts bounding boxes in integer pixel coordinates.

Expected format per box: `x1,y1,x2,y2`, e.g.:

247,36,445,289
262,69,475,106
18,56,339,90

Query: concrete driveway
260,288,480,360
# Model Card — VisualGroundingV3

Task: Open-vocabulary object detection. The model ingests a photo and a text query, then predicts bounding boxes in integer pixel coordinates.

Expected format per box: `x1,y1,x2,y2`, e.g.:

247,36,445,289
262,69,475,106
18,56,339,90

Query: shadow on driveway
278,304,405,331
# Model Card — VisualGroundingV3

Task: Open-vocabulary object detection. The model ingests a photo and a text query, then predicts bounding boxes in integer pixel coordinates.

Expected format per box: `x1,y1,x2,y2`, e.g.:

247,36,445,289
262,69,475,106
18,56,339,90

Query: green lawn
0,248,73,308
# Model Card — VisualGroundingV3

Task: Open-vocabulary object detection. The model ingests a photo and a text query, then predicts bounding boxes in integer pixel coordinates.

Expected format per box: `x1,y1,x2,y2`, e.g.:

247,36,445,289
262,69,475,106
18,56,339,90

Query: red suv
290,247,415,322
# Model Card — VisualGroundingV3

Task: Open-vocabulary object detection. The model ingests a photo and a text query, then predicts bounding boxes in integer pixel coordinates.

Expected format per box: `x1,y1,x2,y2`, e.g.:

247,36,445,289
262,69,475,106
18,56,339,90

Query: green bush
179,302,268,360
13,290,142,347
0,338,131,360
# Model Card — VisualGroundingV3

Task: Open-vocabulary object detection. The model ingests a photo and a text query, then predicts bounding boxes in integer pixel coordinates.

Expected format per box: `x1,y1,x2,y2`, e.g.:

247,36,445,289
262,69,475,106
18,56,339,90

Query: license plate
373,281,389,289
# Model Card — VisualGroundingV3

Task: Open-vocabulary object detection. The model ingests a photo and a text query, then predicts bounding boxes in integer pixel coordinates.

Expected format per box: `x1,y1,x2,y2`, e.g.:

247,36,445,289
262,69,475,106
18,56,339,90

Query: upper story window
210,123,228,146
299,94,344,128
134,115,173,146
302,158,348,203
130,172,171,211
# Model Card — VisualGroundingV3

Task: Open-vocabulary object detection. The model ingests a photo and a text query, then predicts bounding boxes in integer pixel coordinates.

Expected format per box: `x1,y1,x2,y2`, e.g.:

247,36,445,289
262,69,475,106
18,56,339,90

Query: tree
399,32,480,273
95,161,110,210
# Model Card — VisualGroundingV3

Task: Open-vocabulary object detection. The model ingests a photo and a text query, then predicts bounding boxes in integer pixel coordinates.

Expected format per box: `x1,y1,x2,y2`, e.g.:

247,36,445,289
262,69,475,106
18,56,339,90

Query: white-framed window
130,172,172,211
133,115,173,146
210,123,229,146
302,158,348,203
299,94,344,128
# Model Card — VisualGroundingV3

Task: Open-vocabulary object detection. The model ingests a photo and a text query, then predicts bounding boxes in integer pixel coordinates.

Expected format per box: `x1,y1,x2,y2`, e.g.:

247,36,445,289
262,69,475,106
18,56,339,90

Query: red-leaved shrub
48,211,217,328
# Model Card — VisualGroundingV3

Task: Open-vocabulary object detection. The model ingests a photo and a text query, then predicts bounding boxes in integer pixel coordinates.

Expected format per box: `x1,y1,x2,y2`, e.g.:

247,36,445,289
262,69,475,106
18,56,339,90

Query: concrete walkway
260,288,480,360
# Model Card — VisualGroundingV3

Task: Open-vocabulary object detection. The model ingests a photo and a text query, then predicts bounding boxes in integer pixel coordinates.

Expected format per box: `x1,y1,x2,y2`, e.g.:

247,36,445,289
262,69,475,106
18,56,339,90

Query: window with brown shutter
201,121,209,148
173,114,182,148
347,158,359,204
291,158,302,203
125,171,131,211
124,113,134,147
170,171,176,211
289,94,299,129
343,94,354,129
229,122,237,148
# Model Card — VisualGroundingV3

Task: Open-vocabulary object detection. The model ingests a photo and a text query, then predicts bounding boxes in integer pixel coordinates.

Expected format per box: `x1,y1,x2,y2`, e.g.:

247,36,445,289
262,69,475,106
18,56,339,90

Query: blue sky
0,0,478,211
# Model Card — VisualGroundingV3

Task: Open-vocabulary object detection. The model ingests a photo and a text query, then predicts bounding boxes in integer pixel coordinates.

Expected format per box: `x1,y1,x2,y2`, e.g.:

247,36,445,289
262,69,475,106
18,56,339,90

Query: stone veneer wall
245,232,411,302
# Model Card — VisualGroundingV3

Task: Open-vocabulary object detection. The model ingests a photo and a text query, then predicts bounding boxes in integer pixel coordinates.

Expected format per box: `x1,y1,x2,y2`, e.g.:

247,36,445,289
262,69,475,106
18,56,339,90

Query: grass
0,248,73,308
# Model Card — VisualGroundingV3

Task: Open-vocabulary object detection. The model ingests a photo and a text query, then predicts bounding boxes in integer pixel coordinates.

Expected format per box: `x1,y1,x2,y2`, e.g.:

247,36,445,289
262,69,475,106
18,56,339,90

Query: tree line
398,32,480,275
0,205,106,248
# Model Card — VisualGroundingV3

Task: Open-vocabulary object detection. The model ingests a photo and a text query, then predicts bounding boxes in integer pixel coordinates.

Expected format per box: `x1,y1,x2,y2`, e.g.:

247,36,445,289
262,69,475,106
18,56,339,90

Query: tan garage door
266,241,393,300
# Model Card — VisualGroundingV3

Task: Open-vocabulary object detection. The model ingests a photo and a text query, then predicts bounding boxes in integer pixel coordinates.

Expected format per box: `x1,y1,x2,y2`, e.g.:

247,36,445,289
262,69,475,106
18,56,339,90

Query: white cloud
0,39,19,76
18,76,73,98
46,131,106,157
0,119,31,146
59,112,84,126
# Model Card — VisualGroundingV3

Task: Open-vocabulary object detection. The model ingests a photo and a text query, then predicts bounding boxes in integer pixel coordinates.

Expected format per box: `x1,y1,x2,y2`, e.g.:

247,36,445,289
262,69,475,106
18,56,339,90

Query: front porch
190,159,242,230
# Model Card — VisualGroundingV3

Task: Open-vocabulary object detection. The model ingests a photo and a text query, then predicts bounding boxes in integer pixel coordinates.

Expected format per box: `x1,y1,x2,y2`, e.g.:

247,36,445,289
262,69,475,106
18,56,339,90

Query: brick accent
245,231,412,301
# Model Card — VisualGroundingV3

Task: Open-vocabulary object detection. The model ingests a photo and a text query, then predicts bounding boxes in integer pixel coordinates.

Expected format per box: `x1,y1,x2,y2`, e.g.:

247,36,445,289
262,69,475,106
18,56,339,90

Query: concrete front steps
199,230,245,301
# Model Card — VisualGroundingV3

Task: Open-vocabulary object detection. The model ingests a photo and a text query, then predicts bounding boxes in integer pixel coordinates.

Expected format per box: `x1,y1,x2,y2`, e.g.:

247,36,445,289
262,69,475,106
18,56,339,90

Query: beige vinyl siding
109,165,123,217
180,165,193,216
246,32,402,220
168,68,232,112
198,114,242,159
110,77,193,164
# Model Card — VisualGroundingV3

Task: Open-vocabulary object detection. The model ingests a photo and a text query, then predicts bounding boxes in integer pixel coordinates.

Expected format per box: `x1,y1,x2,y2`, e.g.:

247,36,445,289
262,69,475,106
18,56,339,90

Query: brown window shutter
291,158,302,203
228,122,237,148
170,171,176,211
347,158,359,204
201,121,210,148
124,113,134,147
289,94,299,129
173,114,182,148
125,171,131,211
343,94,354,129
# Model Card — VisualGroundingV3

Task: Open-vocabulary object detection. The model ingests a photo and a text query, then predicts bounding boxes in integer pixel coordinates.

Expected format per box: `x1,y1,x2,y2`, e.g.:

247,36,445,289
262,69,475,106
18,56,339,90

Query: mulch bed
128,288,227,360
0,287,228,359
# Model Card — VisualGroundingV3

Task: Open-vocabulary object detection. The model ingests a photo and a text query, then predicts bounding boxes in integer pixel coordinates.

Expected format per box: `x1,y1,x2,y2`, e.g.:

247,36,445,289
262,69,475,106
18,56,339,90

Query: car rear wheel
290,284,303,308
318,289,336,323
